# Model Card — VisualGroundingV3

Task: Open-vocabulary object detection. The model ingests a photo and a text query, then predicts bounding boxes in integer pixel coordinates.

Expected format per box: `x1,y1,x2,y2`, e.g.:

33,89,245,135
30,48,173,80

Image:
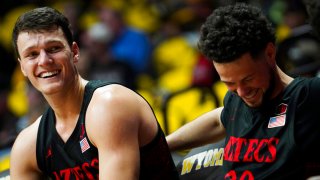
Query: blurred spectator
282,0,308,29
277,25,320,77
264,0,308,43
275,0,320,78
97,6,153,75
303,0,320,38
81,21,137,89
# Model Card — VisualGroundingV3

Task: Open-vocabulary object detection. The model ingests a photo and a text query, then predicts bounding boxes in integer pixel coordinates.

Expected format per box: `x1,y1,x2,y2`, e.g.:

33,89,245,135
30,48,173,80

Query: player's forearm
166,123,205,151
166,107,225,151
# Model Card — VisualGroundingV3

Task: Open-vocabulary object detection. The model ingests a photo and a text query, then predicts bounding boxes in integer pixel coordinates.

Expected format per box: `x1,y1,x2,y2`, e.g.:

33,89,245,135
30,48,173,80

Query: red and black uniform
36,80,179,180
221,77,320,179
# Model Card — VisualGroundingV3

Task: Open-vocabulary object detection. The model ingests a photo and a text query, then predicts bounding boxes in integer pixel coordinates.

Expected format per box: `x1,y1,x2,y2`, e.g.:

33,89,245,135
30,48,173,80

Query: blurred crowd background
1,0,320,174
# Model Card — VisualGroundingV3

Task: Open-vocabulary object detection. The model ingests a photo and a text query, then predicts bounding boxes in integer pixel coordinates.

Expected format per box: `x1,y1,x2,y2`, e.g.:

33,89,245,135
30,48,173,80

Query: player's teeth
41,71,58,78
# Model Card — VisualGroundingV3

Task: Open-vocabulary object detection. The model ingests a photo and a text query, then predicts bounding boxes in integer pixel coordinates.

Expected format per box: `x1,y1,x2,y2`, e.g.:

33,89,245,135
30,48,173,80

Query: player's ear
265,42,276,67
71,42,80,63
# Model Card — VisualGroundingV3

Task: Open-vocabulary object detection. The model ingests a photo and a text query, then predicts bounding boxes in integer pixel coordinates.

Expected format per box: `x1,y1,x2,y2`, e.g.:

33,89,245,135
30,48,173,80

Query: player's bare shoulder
10,117,43,177
85,84,142,145
90,83,142,109
12,117,41,153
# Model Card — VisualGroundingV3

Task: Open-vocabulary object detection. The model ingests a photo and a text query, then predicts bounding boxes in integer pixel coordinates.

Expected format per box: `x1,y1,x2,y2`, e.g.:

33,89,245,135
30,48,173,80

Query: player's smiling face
214,51,274,108
17,27,79,95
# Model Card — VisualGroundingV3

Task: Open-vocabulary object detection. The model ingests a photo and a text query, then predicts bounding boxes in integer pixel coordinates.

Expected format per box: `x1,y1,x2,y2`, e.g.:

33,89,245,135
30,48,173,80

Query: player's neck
47,76,88,121
271,66,294,99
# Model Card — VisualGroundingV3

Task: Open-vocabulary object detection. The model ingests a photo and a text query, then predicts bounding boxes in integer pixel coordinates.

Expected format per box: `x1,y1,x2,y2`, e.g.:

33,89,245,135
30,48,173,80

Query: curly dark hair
12,7,73,58
198,3,276,63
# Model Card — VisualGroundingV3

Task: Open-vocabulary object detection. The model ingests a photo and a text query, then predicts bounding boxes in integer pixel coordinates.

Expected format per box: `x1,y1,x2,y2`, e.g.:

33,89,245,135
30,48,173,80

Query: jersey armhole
220,91,232,127
35,109,50,175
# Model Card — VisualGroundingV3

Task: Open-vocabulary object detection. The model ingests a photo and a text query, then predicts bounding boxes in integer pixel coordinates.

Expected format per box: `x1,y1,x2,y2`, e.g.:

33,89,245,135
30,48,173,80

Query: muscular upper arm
10,118,44,180
86,84,142,179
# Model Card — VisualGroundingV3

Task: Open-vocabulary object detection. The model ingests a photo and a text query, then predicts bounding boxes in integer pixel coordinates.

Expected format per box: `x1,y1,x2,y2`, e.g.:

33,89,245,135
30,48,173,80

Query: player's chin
243,96,263,108
245,101,261,108
247,89,266,107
